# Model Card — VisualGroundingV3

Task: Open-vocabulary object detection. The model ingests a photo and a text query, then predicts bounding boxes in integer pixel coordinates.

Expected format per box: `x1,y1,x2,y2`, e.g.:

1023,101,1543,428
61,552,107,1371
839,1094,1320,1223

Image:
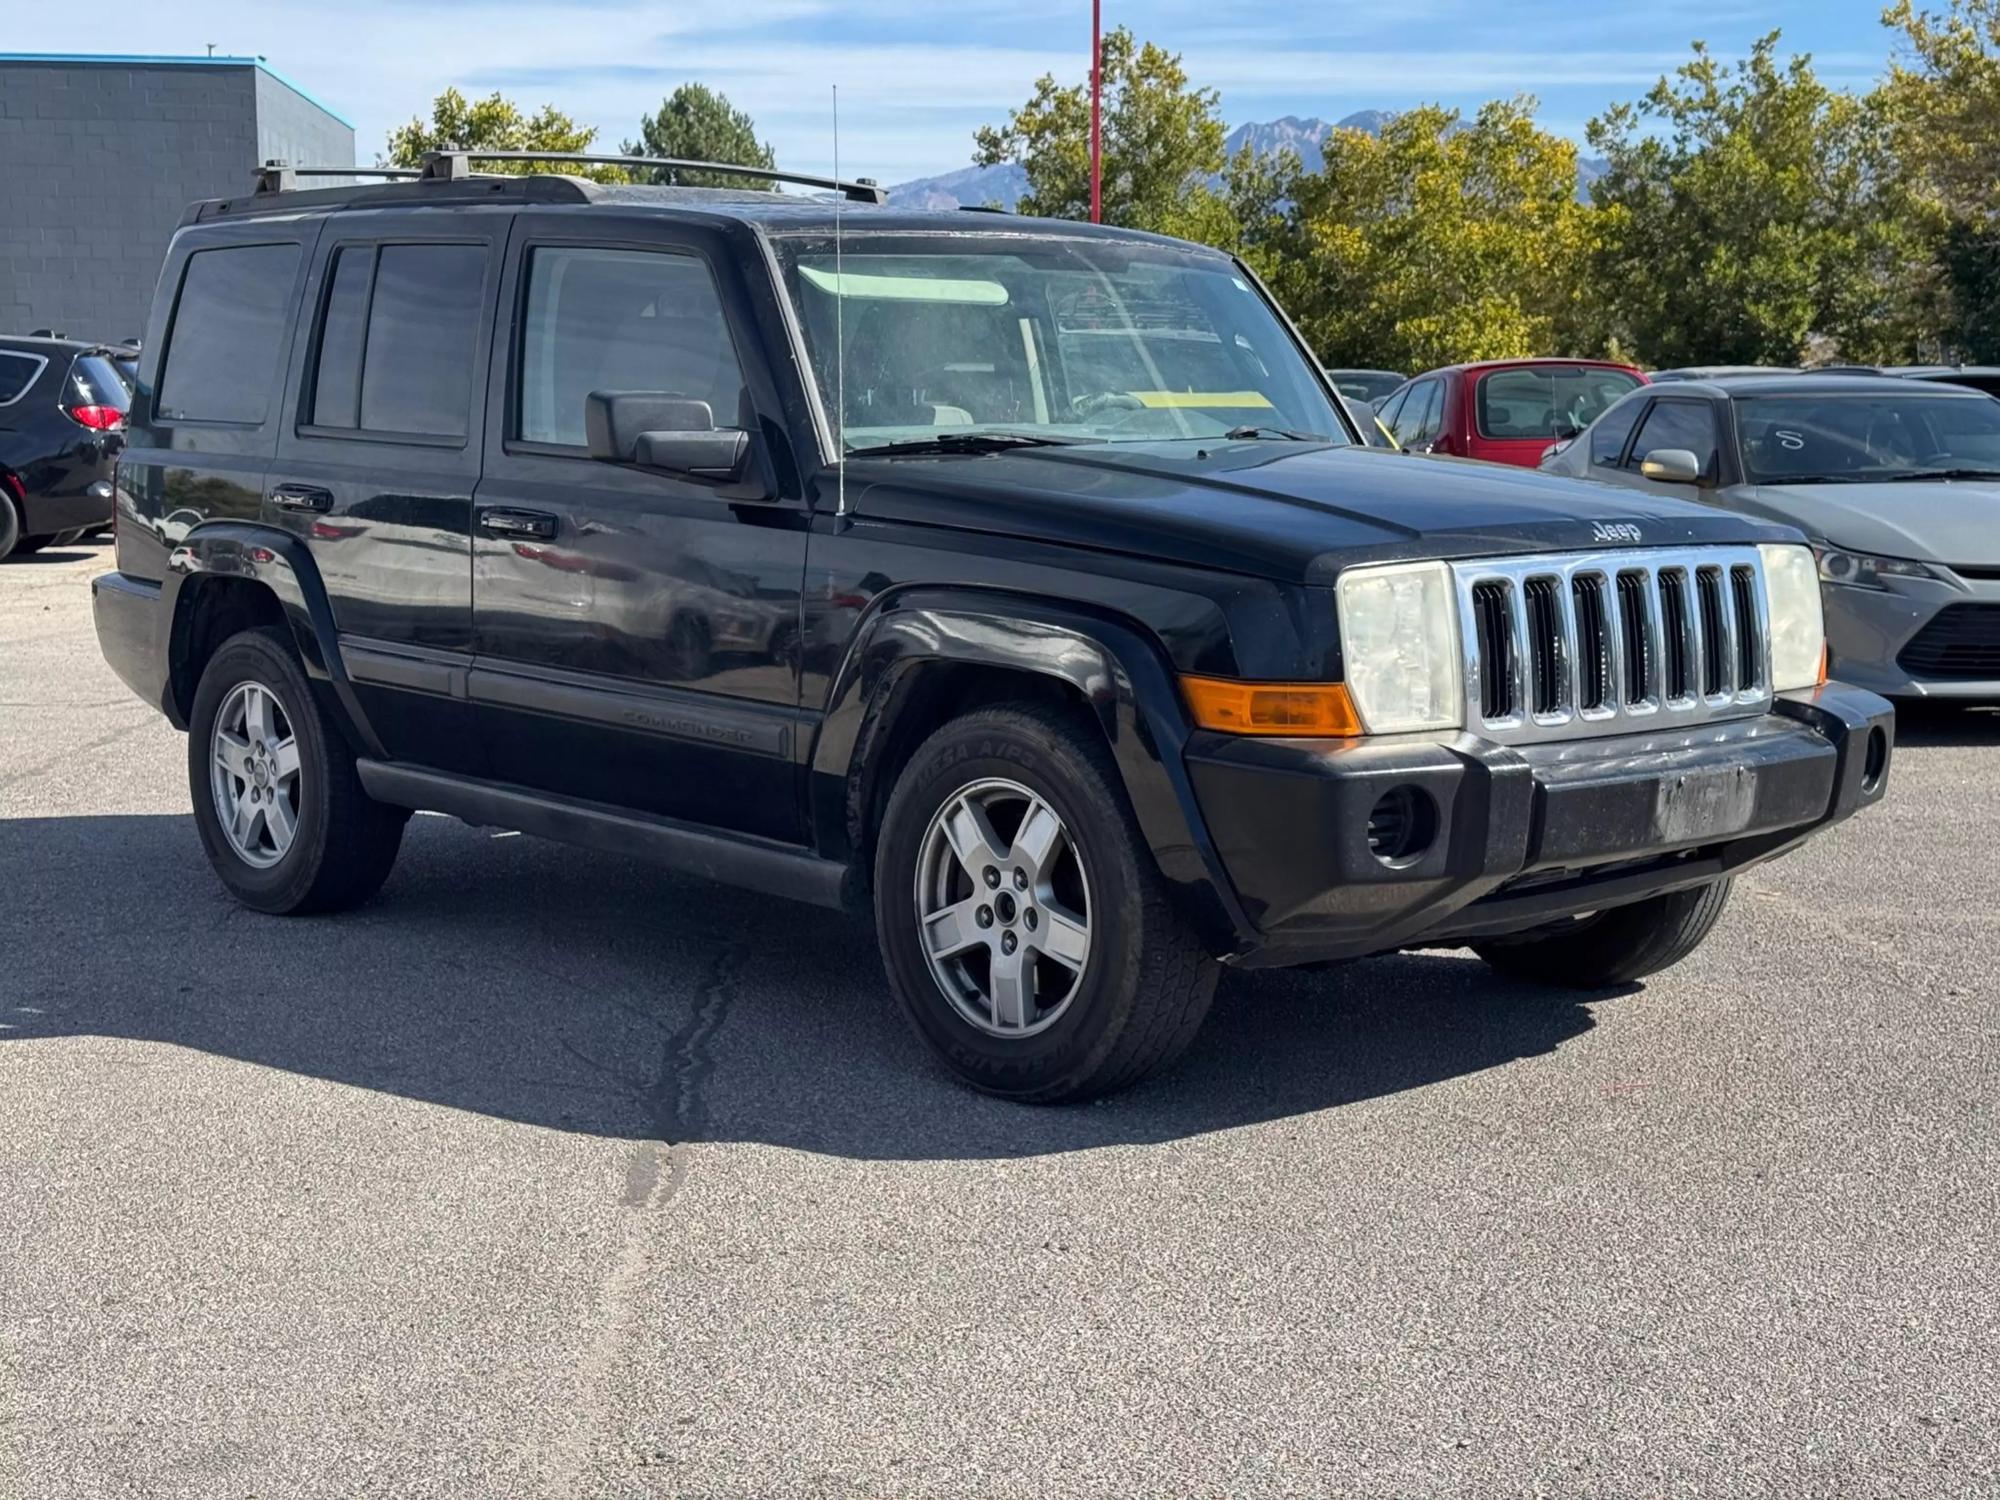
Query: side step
356,761,851,911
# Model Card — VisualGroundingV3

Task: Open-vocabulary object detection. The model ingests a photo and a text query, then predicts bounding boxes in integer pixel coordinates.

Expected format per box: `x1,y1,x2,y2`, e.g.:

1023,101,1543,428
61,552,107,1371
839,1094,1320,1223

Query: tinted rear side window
0,351,44,405
307,244,485,440
156,243,301,423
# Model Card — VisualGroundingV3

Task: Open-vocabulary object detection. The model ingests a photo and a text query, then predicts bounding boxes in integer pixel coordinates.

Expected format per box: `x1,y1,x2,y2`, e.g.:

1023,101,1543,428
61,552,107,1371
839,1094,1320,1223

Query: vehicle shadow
1,813,1620,1161
1892,700,2000,748
2,545,103,565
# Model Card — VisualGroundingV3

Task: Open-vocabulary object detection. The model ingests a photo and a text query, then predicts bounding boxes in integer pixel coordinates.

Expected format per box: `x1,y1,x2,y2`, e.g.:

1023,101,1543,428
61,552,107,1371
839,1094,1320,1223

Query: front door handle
269,483,334,513
477,507,560,540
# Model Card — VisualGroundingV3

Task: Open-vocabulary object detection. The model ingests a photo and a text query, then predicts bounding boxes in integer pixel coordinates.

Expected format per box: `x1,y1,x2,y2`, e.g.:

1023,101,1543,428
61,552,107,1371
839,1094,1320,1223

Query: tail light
67,404,126,430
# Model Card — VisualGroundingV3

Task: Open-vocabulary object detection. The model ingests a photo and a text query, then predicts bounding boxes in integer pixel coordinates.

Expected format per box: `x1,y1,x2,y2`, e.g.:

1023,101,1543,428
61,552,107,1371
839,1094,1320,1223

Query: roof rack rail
417,150,887,203
254,161,423,194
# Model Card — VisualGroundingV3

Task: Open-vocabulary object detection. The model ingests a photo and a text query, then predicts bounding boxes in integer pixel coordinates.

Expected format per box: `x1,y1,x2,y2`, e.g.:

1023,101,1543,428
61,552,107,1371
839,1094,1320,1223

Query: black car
92,153,1894,1102
0,334,129,558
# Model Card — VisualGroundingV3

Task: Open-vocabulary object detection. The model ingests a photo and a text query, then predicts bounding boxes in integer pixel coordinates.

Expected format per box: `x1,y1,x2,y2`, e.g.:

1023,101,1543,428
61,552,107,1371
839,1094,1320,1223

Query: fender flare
809,587,1255,955
163,522,382,755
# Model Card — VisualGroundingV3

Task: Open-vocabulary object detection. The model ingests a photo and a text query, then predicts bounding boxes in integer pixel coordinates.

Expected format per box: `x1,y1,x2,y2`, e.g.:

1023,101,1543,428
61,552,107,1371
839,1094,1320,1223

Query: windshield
1737,392,2000,483
1476,365,1642,441
773,233,1347,452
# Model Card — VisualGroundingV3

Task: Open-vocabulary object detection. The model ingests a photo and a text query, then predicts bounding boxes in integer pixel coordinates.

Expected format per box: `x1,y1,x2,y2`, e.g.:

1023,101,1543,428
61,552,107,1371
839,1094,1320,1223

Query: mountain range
886,111,1606,210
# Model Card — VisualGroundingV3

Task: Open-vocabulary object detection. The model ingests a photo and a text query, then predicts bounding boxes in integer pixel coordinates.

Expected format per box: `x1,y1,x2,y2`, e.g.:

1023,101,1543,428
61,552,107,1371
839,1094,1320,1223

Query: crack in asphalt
622,936,752,1209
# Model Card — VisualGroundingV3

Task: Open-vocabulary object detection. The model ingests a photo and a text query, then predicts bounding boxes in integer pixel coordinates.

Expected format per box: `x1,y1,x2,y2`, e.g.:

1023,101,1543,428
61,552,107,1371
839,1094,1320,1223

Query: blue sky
10,0,1895,186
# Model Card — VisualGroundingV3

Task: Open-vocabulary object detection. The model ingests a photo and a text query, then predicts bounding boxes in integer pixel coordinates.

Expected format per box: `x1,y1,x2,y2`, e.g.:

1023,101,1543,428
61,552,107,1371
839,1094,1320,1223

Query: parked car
0,334,129,559
93,153,1891,1102
1541,373,2000,700
1808,363,2000,398
1376,358,1646,466
1323,368,1406,406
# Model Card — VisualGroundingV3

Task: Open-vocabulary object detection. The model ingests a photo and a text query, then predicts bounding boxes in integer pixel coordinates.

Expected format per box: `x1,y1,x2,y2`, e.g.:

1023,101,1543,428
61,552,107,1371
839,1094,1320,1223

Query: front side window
1588,391,1645,466
774,233,1343,451
1737,392,2000,483
308,243,486,440
157,243,301,424
1476,365,1642,441
1629,399,1719,478
517,246,745,448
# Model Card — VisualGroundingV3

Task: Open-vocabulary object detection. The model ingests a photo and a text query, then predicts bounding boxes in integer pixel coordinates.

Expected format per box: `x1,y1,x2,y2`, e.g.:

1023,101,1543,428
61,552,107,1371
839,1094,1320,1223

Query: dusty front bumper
1187,683,1894,968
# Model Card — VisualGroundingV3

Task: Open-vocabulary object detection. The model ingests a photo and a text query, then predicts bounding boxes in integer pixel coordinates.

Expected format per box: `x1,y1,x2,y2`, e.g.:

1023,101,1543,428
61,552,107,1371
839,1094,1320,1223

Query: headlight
1335,560,1464,733
1816,547,1942,590
1759,543,1826,693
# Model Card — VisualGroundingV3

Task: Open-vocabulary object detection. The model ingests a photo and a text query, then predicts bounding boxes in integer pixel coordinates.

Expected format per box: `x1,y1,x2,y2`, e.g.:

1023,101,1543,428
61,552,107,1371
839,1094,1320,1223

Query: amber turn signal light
1181,675,1364,736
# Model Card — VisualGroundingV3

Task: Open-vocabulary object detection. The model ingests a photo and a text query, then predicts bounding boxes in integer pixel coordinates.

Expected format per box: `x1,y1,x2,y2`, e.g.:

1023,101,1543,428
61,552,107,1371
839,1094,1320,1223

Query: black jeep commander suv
94,153,1894,1101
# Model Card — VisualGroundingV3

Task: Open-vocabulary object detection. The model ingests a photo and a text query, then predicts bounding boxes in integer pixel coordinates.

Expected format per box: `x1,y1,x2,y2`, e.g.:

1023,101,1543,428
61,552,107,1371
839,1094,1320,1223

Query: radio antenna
833,83,847,518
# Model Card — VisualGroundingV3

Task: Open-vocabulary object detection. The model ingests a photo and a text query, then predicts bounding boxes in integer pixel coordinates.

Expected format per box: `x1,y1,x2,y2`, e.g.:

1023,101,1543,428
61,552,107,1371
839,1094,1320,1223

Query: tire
874,702,1219,1103
187,626,407,915
1472,878,1734,987
0,495,20,560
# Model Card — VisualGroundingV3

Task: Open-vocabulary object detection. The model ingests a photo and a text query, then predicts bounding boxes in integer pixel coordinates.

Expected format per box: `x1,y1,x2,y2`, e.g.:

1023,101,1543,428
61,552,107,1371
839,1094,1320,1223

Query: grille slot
1573,574,1611,711
1660,569,1692,701
1454,546,1772,744
1617,570,1652,705
1523,576,1564,716
1696,566,1728,697
1471,581,1515,719
1730,565,1762,691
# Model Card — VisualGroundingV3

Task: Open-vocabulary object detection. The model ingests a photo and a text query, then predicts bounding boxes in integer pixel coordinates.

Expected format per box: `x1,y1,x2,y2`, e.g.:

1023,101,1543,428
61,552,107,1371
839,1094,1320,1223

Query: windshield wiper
844,432,1091,458
1223,425,1320,441
1879,467,2000,482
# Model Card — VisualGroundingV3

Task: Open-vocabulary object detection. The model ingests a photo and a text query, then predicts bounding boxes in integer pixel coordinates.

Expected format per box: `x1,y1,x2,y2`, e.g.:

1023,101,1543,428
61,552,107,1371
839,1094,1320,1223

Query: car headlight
1335,560,1464,733
1815,547,1942,590
1759,543,1826,693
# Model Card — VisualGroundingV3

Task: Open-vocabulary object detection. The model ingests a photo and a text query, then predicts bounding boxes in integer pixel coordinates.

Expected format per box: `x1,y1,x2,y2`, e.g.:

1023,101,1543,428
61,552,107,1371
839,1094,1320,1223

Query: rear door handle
477,507,560,540
269,483,334,513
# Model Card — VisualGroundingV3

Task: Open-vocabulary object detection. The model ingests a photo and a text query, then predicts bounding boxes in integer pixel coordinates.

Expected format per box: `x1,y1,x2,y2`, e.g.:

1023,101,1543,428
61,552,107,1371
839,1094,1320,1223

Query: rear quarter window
0,351,46,405
156,243,302,424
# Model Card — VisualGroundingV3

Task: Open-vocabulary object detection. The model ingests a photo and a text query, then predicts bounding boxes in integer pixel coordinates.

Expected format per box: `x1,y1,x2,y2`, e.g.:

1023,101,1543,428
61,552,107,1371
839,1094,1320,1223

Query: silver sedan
1541,373,2000,701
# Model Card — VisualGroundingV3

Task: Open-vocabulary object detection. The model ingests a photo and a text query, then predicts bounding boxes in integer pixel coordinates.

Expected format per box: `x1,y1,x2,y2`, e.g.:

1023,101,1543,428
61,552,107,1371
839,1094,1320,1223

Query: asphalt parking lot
2,537,1997,1499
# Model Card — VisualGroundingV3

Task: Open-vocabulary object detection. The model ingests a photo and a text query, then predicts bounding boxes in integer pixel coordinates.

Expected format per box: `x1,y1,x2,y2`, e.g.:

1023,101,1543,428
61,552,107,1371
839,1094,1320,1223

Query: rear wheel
1473,879,1733,987
0,495,19,560
874,703,1218,1103
188,626,407,914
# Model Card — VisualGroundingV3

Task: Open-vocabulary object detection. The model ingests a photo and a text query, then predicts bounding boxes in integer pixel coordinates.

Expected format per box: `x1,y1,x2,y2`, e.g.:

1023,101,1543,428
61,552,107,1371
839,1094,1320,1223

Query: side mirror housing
585,391,715,463
585,390,770,497
1639,447,1704,485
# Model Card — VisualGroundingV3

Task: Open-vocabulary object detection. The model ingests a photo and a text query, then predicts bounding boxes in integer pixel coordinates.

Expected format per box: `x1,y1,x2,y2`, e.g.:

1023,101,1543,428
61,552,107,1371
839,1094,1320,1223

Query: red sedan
1376,358,1647,467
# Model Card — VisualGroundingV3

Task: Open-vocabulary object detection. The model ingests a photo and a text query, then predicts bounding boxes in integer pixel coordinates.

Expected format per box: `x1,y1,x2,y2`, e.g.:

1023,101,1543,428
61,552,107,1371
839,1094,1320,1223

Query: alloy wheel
209,680,303,869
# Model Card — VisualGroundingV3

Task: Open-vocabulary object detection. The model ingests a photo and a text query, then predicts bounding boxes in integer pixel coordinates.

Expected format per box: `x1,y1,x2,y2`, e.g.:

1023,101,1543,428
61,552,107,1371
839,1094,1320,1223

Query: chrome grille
1452,547,1772,744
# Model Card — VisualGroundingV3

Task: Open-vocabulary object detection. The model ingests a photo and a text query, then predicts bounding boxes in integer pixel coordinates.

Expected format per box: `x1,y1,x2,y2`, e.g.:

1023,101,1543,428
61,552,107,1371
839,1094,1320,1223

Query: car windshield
773,233,1346,452
1737,392,2000,484
1476,366,1642,440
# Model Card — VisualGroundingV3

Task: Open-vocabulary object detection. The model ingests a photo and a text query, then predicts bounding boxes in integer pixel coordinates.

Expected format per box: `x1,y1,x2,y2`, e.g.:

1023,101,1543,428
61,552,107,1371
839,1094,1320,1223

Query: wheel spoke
988,945,1031,1030
229,791,258,846
271,736,300,779
263,791,297,852
922,896,988,960
1036,905,1090,970
940,795,1005,879
1010,798,1062,878
215,729,251,775
242,685,272,743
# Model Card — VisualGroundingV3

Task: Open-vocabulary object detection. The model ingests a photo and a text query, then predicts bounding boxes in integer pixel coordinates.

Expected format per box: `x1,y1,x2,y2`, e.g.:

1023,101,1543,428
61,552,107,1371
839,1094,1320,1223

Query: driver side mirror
584,391,764,492
1638,447,1704,485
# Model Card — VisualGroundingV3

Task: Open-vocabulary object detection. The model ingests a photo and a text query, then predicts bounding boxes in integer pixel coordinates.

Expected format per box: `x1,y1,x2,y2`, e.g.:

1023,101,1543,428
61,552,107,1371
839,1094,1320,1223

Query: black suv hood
849,441,1800,583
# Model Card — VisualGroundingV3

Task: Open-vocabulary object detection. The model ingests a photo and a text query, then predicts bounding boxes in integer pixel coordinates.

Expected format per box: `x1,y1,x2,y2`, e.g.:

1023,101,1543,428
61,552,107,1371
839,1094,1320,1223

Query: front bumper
1826,574,2000,700
1187,683,1894,968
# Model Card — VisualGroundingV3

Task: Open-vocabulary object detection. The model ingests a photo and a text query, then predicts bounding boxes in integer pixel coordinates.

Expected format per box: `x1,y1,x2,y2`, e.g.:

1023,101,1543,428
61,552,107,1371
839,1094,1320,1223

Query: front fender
810,588,1256,956
165,523,381,755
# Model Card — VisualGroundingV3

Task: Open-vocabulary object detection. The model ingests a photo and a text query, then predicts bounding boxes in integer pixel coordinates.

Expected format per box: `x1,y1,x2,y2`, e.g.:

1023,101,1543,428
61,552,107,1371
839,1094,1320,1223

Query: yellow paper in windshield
1129,391,1274,409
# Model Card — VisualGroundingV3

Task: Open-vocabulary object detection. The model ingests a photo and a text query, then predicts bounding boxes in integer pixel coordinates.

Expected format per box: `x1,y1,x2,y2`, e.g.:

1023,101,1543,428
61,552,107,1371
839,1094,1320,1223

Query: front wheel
874,703,1219,1103
187,626,407,914
1472,879,1733,987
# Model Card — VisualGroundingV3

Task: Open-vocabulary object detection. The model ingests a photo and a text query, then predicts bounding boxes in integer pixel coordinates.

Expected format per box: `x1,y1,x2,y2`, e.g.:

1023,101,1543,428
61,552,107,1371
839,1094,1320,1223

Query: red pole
1089,0,1102,223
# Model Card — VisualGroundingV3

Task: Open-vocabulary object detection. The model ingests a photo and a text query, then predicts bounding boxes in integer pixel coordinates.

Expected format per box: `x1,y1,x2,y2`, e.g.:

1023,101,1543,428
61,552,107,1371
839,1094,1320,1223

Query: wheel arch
810,588,1254,956
163,523,380,755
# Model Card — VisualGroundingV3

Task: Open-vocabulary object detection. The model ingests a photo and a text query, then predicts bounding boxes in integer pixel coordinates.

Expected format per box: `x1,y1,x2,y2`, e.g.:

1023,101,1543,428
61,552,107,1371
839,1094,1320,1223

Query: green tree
622,83,777,189
385,87,626,183
973,27,1234,241
1238,100,1598,371
1586,35,1922,367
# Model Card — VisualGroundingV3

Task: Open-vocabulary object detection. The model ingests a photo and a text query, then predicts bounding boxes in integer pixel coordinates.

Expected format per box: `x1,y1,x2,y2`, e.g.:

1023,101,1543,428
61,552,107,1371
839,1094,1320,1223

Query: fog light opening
1366,785,1438,867
1861,726,1889,795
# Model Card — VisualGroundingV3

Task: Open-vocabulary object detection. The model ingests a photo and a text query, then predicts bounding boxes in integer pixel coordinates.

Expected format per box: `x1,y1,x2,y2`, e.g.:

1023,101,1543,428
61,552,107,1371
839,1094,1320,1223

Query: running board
356,761,851,911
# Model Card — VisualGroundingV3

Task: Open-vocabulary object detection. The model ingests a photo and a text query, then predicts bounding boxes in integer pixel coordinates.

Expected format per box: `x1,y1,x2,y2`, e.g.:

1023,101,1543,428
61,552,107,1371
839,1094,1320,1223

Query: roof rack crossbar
255,161,424,194
417,150,887,203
